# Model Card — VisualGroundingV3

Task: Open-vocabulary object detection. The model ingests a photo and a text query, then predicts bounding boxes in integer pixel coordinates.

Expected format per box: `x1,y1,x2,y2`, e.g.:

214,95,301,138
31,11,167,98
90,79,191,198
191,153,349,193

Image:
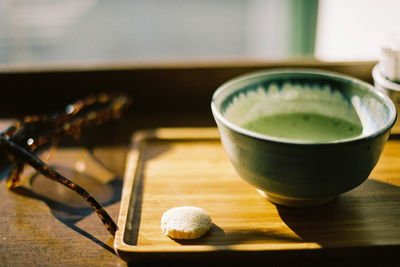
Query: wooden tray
114,128,400,263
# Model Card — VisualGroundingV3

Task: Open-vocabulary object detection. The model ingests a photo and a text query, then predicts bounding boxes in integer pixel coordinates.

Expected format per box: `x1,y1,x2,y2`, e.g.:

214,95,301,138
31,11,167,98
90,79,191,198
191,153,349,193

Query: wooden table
1,60,399,266
0,145,128,266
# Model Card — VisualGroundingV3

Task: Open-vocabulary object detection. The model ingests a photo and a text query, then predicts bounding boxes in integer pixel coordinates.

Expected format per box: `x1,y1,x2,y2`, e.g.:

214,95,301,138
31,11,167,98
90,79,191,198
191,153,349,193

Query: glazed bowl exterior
211,69,396,207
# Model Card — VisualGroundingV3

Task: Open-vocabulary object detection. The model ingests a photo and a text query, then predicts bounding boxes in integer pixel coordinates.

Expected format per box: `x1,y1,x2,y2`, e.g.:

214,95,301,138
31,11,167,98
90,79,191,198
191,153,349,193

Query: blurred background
0,0,398,66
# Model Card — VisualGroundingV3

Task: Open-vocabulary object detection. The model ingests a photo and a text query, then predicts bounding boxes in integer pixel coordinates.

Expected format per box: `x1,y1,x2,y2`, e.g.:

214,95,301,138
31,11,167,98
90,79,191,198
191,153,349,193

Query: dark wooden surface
2,60,397,266
0,59,376,127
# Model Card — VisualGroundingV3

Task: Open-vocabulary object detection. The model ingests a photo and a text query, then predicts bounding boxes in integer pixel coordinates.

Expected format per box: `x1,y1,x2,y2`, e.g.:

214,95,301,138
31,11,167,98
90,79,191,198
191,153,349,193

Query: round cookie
161,206,212,239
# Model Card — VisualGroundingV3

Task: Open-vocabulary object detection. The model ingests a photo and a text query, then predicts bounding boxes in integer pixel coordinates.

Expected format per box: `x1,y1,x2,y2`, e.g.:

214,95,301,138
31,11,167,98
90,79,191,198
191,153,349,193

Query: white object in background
380,35,400,82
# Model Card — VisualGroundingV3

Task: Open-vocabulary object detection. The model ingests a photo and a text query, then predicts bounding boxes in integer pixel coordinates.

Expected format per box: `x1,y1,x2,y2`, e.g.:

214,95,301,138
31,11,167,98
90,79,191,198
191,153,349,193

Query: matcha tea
243,112,362,142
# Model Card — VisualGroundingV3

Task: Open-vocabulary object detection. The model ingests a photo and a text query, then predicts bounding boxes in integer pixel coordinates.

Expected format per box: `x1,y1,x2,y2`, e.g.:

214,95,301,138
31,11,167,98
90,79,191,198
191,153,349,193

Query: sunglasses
1,93,130,236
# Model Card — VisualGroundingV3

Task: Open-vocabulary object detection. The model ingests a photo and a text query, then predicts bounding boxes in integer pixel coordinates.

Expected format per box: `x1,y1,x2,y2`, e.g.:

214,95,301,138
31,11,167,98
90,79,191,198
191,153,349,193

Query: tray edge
113,128,222,256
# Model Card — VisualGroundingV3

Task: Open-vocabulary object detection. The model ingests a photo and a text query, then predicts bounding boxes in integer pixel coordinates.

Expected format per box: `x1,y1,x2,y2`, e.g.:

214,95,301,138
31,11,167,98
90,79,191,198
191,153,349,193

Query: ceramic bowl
373,63,400,128
211,69,396,207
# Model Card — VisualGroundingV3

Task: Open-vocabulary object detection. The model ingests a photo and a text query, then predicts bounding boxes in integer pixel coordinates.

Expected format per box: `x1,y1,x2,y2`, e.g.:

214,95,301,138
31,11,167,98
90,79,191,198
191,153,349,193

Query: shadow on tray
276,179,400,247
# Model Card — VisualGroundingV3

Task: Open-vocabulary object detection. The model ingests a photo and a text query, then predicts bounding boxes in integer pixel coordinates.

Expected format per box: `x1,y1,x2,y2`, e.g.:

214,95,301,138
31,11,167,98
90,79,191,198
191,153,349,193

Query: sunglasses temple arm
1,136,118,236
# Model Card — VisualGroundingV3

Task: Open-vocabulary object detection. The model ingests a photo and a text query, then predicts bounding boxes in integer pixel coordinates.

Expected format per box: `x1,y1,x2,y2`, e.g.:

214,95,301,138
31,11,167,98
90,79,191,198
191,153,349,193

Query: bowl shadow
275,179,400,247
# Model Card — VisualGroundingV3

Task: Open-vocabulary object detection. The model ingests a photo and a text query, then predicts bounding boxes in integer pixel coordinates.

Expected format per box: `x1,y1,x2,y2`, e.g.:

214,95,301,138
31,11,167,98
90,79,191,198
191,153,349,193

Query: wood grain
0,146,128,266
115,128,400,262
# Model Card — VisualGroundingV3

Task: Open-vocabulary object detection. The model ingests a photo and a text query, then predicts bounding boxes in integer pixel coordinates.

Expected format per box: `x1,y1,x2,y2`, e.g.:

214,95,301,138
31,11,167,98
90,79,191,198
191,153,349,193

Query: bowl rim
211,68,397,146
372,63,400,92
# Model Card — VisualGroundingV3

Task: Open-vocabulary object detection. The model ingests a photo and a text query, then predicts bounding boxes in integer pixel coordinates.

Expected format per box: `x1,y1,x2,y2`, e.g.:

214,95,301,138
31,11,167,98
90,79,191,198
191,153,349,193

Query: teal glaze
211,69,397,207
